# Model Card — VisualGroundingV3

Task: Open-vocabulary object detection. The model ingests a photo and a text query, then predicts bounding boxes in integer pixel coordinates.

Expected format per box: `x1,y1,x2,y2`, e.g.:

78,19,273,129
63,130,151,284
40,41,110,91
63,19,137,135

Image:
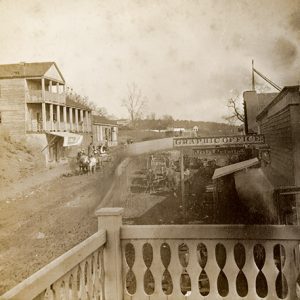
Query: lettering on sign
173,135,265,147
192,148,246,156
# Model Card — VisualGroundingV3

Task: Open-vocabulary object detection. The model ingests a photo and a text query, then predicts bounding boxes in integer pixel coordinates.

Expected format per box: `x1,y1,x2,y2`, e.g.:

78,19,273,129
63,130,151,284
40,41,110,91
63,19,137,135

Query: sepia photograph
0,0,299,299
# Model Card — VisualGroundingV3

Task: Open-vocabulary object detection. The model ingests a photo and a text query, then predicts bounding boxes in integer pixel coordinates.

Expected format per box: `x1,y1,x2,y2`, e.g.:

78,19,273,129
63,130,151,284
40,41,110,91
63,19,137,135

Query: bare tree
122,83,147,127
223,97,245,124
95,106,108,117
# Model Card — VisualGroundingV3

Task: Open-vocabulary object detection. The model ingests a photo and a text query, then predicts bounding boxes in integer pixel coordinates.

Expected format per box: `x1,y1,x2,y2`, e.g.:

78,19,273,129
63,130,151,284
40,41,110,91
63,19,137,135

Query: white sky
0,0,299,121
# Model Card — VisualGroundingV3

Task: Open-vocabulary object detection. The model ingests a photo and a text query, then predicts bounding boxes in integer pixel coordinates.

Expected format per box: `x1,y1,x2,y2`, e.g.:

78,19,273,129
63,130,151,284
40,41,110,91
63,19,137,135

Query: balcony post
49,80,52,93
85,110,89,133
112,126,117,142
42,102,47,131
95,208,123,300
57,105,61,131
41,77,45,102
50,104,54,131
80,109,84,132
69,107,73,131
63,106,67,131
75,109,79,132
100,125,103,141
56,82,59,94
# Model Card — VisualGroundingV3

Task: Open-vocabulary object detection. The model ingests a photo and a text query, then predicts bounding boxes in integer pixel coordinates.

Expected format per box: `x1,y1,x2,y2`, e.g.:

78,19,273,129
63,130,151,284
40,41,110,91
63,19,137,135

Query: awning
212,158,259,180
46,132,83,147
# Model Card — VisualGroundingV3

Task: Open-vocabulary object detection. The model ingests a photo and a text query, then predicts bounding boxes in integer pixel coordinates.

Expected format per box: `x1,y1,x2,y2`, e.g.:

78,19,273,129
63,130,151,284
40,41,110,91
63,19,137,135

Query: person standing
88,142,93,157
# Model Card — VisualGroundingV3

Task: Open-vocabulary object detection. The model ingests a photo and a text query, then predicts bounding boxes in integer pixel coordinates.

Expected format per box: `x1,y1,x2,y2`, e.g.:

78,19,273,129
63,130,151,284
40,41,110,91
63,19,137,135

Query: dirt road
0,152,168,295
0,164,117,294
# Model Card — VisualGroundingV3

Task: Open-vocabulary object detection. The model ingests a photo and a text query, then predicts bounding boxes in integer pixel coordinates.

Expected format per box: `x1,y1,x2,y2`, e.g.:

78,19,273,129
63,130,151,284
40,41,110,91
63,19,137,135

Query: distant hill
118,119,241,143
172,119,239,136
132,118,240,136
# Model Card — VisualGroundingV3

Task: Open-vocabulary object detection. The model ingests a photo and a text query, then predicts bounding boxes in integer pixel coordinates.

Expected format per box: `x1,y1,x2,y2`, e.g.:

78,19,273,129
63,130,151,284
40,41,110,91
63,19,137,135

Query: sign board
192,147,247,156
173,135,265,148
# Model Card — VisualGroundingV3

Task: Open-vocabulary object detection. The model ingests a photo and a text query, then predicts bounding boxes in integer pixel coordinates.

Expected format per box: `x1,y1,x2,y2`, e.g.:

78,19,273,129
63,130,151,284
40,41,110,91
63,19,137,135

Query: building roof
257,93,278,112
92,115,117,126
65,97,91,111
256,85,300,120
0,62,65,82
212,158,259,180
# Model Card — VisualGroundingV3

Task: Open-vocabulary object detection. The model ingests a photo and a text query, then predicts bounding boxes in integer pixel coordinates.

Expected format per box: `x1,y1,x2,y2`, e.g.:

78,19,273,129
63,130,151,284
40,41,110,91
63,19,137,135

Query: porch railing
121,225,300,300
27,90,66,104
1,208,300,300
0,230,106,300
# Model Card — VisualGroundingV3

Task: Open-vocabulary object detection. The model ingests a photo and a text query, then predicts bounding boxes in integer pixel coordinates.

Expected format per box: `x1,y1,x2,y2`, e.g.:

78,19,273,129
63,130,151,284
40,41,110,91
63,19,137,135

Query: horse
78,154,89,174
88,156,97,174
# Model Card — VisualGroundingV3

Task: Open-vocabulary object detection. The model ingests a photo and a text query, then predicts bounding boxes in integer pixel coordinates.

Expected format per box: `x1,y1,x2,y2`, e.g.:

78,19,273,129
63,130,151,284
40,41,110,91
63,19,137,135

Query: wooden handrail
1,230,106,300
121,224,300,240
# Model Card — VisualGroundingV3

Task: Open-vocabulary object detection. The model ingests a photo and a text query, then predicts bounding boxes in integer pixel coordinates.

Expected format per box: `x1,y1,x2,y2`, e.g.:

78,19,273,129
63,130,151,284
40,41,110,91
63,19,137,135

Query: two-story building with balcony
0,62,93,163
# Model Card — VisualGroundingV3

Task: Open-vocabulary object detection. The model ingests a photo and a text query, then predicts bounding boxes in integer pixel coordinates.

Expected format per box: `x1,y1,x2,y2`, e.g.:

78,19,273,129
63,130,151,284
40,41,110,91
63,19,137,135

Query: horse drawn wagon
76,145,113,174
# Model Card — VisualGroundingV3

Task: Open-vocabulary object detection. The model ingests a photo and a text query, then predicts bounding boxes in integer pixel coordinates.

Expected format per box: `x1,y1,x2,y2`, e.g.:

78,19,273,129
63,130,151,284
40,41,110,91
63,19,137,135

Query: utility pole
244,59,255,135
252,59,255,91
243,98,249,135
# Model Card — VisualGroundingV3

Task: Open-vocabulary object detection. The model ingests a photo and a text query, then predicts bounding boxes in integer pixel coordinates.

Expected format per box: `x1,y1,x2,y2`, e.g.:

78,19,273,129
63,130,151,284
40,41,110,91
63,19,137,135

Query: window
0,112,2,124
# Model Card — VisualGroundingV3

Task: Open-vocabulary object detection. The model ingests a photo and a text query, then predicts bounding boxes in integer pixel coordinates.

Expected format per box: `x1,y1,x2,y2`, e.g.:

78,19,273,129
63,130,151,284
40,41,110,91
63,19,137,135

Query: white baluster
284,241,299,300
131,240,148,300
263,242,278,299
79,261,88,300
69,266,79,300
150,240,167,299
186,240,202,300
241,240,258,300
223,241,239,299
86,256,93,298
122,241,132,300
203,240,222,300
167,240,185,300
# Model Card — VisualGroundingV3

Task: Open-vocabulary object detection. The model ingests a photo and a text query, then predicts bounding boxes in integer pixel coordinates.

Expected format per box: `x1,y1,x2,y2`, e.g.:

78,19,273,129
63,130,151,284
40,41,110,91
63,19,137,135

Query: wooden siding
260,106,294,185
290,105,300,186
0,78,26,136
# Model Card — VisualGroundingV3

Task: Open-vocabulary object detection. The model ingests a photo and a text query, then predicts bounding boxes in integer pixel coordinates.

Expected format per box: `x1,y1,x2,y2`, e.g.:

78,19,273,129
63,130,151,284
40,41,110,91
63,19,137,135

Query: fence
1,208,300,300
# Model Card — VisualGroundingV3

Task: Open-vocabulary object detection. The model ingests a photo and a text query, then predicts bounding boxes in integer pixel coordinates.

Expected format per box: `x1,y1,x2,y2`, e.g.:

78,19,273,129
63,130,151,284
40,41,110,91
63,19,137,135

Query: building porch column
80,109,84,132
69,107,73,131
50,104,54,131
42,102,47,131
57,105,61,131
75,109,79,132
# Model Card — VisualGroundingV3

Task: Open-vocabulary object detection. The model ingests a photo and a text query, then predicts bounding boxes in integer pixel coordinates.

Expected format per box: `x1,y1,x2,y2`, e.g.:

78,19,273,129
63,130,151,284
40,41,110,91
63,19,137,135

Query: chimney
19,62,26,76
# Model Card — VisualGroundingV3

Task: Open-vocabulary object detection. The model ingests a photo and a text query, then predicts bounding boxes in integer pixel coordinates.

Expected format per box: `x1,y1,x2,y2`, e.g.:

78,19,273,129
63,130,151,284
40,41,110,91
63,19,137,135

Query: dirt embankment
0,130,45,190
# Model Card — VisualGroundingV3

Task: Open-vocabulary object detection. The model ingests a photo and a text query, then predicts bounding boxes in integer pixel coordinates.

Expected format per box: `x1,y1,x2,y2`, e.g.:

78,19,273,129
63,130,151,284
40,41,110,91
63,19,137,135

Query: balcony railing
27,90,66,105
1,208,300,300
26,121,93,133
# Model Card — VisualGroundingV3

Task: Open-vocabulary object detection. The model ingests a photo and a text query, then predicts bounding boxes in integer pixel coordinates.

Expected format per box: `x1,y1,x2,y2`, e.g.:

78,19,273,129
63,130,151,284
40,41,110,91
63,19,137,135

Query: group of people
76,142,110,174
145,154,179,194
87,142,108,157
